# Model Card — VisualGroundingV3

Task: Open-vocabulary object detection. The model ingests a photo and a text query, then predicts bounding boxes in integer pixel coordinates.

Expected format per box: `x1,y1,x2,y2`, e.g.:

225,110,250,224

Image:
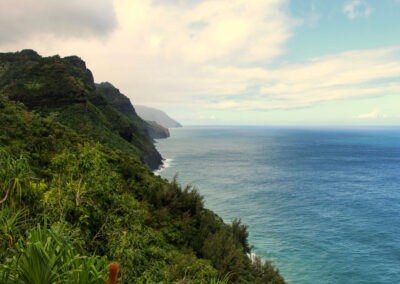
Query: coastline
154,158,173,175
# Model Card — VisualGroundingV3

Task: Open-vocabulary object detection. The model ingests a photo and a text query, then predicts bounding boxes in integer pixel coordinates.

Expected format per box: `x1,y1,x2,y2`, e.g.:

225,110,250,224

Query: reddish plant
105,262,119,284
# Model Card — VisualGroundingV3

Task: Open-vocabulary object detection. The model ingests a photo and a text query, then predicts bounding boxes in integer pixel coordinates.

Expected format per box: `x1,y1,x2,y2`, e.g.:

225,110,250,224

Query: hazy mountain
135,105,182,128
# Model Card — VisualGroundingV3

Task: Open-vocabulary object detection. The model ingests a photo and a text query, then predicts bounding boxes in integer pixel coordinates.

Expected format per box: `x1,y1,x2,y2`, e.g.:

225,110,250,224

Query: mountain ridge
0,50,162,169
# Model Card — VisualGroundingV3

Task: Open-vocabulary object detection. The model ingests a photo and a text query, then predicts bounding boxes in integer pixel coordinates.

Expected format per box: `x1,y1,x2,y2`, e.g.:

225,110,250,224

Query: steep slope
96,82,169,139
0,50,162,169
0,84,285,284
135,105,182,128
95,82,144,127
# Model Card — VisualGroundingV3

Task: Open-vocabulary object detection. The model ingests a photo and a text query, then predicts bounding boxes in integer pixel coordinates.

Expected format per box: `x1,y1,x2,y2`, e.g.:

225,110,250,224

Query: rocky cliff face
0,50,163,170
64,55,96,90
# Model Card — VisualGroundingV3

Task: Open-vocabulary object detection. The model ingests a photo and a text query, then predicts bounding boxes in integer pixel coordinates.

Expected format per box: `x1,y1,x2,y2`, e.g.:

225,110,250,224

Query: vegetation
0,50,285,283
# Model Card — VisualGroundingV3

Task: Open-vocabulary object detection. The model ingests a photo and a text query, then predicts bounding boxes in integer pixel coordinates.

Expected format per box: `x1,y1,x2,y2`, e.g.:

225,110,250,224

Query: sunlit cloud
114,0,292,64
205,47,400,110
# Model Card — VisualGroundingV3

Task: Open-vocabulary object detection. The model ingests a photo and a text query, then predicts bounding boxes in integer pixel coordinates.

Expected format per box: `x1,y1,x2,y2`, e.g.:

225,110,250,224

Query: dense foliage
0,51,285,283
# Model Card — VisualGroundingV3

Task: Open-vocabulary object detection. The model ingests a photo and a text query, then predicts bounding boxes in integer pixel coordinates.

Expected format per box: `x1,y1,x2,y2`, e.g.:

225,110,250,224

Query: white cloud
356,109,392,119
114,0,292,64
195,113,217,120
343,0,372,19
205,47,400,110
357,109,380,119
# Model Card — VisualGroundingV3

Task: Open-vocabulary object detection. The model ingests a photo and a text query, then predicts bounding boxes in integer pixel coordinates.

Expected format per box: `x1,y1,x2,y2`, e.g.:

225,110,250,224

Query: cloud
194,113,217,120
113,0,292,65
356,109,391,119
205,47,400,110
357,109,380,119
0,0,117,44
1,0,399,117
343,0,372,19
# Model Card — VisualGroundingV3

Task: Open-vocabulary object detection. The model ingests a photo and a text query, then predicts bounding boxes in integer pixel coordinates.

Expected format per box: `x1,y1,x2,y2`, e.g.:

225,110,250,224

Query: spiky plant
0,223,107,284
0,151,34,207
0,207,28,258
209,273,230,284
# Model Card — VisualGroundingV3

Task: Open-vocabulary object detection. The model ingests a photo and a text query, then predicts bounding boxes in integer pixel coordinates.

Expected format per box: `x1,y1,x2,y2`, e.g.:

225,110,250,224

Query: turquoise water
155,126,400,284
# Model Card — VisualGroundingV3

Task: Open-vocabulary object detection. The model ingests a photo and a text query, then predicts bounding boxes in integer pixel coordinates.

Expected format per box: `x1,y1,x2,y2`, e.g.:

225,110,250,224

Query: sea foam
154,158,173,175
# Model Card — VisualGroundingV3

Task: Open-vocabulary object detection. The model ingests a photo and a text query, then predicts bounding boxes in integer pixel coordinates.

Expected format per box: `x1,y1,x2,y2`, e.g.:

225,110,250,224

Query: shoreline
154,158,173,175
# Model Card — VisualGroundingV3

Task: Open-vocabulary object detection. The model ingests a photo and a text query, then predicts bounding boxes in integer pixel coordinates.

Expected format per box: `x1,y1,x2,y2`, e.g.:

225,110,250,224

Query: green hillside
0,50,162,169
0,50,285,283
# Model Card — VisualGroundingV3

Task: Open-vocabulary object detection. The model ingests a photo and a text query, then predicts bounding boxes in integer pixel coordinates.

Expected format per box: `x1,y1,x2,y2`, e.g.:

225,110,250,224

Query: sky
0,0,399,125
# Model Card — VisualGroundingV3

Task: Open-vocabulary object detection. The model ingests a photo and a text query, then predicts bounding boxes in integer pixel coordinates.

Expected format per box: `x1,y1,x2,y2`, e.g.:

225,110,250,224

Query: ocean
154,126,400,284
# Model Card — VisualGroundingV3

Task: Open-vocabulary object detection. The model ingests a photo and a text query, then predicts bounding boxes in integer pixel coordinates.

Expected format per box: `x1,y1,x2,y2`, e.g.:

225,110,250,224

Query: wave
247,252,260,263
154,158,173,175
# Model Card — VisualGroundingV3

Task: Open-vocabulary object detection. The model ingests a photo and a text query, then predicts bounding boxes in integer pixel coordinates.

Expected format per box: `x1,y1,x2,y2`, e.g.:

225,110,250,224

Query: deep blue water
154,126,400,284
